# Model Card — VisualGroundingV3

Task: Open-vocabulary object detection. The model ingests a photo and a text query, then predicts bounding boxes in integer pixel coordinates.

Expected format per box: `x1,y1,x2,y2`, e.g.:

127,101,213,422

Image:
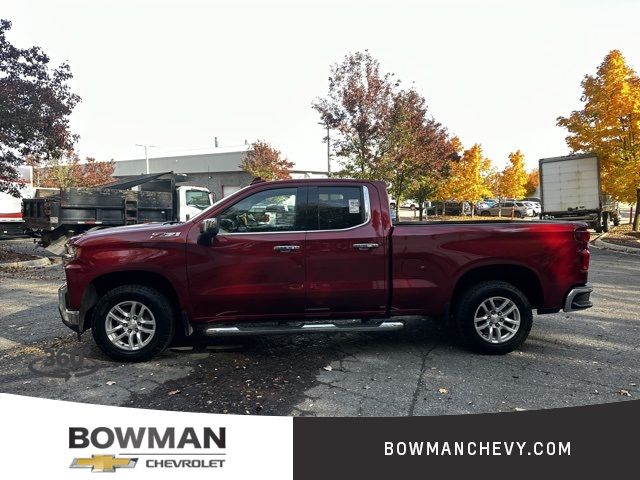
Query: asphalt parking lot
0,239,638,416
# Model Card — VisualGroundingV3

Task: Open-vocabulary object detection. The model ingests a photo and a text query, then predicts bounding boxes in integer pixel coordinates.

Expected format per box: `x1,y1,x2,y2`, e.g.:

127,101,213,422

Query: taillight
574,229,590,250
575,228,590,271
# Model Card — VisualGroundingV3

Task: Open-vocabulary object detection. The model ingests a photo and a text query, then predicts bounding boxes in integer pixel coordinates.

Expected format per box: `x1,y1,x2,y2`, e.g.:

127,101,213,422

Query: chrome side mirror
200,217,219,237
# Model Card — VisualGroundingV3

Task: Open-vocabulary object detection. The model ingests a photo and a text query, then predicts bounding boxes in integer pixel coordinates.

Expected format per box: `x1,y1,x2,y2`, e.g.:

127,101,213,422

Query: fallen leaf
106,381,116,386
514,407,526,411
322,365,332,371
438,388,448,394
168,389,181,396
619,389,631,397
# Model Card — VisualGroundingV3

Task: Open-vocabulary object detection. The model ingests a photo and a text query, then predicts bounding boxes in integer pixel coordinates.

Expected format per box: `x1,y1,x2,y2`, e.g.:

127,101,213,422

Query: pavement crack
408,343,437,416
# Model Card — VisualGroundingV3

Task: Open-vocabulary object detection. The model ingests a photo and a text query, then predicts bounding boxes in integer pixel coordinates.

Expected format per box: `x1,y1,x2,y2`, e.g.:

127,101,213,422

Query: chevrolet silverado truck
58,179,593,361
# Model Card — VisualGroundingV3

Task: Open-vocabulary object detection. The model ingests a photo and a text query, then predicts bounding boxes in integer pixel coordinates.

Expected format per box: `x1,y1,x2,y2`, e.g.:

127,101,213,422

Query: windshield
185,190,212,210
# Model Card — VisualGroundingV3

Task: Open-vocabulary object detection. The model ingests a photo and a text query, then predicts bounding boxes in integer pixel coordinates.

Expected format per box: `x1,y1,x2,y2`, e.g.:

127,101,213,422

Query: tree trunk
633,189,640,231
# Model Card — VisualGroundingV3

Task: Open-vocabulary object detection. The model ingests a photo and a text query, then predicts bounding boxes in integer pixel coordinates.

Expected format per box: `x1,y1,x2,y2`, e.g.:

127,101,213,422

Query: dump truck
22,172,213,252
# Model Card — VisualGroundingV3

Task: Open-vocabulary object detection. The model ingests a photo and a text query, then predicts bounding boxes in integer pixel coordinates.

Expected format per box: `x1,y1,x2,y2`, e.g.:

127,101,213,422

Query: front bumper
563,285,593,312
58,283,81,332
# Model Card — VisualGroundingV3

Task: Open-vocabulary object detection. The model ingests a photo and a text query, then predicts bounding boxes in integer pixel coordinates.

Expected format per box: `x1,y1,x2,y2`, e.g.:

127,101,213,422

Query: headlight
63,244,80,261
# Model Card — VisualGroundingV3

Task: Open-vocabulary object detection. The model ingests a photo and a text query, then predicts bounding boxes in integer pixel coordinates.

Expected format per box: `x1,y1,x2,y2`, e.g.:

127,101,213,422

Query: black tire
91,285,175,362
455,281,533,355
480,211,491,217
514,211,523,218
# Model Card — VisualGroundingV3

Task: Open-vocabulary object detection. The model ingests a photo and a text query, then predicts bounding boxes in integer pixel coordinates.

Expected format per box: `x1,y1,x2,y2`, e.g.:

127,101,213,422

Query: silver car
478,201,533,218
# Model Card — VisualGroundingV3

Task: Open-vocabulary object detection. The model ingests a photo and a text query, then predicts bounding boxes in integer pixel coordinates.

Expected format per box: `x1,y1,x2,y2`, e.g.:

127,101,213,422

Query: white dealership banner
0,393,292,479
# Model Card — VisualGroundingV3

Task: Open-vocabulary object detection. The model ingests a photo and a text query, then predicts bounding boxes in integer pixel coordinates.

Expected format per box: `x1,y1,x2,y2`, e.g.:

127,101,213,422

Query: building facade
114,148,254,200
114,147,328,200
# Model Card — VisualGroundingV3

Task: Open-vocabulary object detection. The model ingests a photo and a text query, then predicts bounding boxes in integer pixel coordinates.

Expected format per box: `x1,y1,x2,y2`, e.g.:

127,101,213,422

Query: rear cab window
308,185,368,230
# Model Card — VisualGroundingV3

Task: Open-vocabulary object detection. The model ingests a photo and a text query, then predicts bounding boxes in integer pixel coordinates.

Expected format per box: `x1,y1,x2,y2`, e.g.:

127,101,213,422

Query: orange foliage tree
241,140,294,180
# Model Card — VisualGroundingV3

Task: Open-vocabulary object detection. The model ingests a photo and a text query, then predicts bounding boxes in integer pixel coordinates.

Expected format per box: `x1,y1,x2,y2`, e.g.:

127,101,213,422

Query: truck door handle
352,243,380,251
274,245,301,253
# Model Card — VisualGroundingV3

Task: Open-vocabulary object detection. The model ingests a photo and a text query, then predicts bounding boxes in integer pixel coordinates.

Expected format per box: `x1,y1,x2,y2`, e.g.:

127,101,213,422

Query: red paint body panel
64,179,590,328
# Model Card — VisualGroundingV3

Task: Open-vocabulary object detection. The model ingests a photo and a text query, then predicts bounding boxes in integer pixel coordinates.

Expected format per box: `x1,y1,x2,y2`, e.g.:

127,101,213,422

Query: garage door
222,185,242,198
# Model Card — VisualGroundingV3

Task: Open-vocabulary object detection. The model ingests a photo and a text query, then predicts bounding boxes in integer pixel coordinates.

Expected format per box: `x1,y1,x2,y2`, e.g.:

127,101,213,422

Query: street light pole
135,144,157,174
318,122,331,177
326,124,331,177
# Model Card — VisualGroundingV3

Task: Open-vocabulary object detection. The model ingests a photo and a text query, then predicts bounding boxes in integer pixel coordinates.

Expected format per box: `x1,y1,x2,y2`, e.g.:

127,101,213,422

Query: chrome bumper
563,285,593,312
58,283,81,332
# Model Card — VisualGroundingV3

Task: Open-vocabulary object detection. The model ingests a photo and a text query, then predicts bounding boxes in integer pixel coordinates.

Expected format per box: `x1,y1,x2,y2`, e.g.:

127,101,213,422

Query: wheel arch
451,264,544,311
82,270,182,331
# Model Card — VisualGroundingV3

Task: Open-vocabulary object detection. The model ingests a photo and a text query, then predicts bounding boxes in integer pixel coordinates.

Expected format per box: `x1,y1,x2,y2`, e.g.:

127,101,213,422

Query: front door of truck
186,186,306,321
304,184,387,316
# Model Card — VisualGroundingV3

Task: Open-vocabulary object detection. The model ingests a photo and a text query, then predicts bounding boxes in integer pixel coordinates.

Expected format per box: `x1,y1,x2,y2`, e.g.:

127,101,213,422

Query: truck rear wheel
91,285,175,362
455,281,533,354
602,212,609,232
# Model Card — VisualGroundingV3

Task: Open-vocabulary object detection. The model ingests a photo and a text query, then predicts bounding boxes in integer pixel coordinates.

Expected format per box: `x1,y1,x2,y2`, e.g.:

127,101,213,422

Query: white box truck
539,154,619,232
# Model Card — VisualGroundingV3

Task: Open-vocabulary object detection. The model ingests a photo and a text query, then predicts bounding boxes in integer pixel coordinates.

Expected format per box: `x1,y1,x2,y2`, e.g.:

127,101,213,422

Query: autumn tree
437,143,492,216
557,49,640,228
241,140,294,180
0,19,80,196
380,89,457,217
524,168,539,197
401,121,460,220
500,150,528,199
36,151,115,188
312,51,397,178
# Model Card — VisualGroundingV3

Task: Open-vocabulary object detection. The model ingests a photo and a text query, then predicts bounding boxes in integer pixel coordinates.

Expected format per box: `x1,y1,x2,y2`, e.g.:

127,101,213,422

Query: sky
3,0,640,172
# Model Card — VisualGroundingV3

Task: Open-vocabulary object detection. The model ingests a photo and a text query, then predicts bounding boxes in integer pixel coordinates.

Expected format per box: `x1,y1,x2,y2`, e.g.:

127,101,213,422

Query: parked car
59,179,592,361
477,199,497,210
478,201,533,218
389,199,421,211
427,200,471,216
523,201,541,216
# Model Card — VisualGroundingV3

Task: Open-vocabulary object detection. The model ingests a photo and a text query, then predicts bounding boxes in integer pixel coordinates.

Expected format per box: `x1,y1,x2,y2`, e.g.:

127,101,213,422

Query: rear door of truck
304,183,387,316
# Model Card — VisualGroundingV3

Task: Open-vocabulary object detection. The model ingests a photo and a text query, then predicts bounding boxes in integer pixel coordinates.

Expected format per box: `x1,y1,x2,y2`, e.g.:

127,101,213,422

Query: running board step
205,321,405,337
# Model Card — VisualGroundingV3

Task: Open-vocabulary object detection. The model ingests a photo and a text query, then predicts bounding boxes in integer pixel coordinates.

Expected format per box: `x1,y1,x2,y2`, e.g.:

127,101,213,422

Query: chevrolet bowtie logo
70,455,138,472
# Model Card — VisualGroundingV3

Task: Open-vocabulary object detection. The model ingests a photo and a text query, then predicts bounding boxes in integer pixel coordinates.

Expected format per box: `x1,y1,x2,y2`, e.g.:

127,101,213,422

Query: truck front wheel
455,281,533,354
91,285,175,362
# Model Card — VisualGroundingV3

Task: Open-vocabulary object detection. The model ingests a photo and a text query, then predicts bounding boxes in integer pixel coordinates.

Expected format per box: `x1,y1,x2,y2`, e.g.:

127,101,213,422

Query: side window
218,188,300,233
315,186,366,230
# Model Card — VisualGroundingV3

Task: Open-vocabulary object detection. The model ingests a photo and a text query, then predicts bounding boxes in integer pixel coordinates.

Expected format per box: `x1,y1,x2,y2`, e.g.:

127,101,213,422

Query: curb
592,232,640,255
0,257,54,269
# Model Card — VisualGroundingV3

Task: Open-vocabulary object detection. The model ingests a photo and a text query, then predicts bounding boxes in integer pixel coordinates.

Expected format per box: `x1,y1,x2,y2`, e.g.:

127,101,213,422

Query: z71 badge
150,232,181,238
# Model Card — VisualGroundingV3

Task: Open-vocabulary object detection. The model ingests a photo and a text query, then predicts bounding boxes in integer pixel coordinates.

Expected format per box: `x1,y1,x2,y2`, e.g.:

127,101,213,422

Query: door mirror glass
200,217,219,236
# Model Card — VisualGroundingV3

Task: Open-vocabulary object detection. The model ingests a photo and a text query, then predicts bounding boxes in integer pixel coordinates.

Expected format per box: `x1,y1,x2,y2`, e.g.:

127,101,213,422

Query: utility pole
135,144,157,174
318,122,331,177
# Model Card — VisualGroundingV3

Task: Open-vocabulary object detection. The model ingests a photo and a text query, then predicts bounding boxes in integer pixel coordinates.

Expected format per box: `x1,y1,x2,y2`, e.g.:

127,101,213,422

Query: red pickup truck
59,179,592,361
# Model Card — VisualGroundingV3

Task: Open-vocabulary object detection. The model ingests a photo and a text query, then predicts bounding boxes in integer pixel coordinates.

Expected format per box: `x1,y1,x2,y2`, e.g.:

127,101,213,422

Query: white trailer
539,154,619,232
0,166,34,237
